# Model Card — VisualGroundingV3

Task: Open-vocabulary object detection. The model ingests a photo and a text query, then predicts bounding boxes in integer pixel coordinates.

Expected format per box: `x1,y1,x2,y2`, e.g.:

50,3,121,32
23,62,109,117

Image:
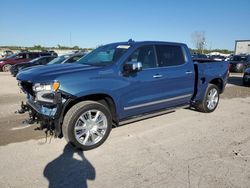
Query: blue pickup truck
17,41,229,150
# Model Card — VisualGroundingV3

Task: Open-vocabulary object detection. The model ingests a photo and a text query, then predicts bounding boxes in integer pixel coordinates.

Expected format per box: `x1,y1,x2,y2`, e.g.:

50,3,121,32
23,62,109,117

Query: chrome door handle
185,71,193,74
153,74,163,78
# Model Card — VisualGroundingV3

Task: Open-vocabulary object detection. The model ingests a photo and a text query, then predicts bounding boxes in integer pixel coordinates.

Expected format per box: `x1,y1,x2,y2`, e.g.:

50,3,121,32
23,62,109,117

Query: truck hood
16,63,101,83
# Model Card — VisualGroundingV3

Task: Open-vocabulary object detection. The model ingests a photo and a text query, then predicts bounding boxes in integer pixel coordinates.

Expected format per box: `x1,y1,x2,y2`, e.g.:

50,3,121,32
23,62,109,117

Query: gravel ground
0,72,249,188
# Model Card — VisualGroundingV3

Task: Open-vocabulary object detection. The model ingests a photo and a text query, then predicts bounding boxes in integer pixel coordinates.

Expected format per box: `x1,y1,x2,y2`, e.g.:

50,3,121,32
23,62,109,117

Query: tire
243,78,249,86
197,84,220,113
62,101,112,150
243,80,246,86
2,64,11,72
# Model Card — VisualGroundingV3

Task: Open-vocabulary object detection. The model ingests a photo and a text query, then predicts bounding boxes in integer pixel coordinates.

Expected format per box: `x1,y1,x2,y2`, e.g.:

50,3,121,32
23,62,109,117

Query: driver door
119,45,166,118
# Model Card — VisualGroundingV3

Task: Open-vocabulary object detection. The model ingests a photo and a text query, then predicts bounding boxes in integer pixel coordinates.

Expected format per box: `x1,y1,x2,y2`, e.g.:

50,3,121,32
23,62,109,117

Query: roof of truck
107,40,186,47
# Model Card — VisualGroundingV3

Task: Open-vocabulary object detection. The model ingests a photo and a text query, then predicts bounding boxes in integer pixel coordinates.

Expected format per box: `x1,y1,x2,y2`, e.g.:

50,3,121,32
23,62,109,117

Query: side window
127,45,156,69
65,56,82,63
156,45,185,67
28,53,40,59
40,53,50,56
16,53,27,59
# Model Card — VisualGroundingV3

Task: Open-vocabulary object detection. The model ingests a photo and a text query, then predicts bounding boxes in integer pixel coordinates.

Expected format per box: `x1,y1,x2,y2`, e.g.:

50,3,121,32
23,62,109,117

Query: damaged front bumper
17,82,72,137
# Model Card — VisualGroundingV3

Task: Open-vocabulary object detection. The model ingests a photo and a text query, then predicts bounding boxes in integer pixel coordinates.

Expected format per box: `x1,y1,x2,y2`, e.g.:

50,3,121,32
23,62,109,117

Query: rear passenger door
154,44,195,106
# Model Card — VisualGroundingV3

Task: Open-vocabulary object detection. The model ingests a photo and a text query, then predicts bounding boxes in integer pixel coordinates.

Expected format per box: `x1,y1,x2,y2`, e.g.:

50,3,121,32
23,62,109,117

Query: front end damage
17,80,72,138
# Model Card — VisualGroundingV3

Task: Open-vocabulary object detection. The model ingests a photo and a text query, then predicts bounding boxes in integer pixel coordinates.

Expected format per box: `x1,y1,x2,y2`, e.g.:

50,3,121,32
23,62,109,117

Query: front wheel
197,84,220,113
62,101,112,150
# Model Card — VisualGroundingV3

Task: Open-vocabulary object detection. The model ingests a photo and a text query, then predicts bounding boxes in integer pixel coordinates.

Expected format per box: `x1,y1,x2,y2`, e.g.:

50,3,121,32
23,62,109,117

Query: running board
119,105,190,126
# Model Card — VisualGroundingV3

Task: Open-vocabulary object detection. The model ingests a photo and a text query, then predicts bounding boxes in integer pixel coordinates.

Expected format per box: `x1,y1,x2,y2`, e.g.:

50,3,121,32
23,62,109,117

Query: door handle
185,71,193,74
153,74,163,78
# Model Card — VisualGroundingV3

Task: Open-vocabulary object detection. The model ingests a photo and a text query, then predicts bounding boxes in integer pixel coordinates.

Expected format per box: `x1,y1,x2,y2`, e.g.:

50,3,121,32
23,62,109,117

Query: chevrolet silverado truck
16,41,229,150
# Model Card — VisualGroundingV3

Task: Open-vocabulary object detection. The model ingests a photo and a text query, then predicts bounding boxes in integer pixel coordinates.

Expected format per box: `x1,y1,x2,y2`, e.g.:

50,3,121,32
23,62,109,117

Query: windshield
29,57,41,63
77,44,130,66
48,56,67,64
5,53,18,59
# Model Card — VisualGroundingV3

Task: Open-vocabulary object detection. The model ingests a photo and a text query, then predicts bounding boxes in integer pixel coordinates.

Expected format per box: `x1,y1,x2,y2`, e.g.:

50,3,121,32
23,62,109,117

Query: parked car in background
17,40,229,151
0,51,57,72
47,53,86,65
192,53,211,62
209,55,225,61
228,55,250,73
243,67,250,85
225,54,234,61
10,56,56,77
191,53,207,59
0,50,14,59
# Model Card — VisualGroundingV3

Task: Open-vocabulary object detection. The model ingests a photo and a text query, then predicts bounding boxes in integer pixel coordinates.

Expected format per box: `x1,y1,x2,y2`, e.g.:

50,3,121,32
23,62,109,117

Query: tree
33,45,44,51
191,31,206,54
72,45,80,50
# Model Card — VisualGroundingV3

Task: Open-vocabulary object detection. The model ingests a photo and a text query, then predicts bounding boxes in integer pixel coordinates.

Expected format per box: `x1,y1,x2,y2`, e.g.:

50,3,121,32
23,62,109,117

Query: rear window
156,45,185,67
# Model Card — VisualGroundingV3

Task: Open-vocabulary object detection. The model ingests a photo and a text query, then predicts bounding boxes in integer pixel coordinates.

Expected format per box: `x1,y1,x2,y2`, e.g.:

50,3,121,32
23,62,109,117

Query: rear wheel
197,84,220,113
62,101,112,150
243,77,248,86
2,64,11,72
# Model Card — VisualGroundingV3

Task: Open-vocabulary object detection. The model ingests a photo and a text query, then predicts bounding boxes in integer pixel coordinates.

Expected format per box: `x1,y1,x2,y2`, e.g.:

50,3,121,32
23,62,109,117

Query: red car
0,51,57,72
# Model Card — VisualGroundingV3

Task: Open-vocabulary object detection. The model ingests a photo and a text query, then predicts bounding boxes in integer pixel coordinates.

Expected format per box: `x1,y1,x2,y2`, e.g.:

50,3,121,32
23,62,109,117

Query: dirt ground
0,72,250,188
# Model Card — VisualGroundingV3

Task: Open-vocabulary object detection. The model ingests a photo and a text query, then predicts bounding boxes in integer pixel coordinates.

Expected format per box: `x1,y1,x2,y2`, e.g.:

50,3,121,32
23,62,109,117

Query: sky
0,0,249,50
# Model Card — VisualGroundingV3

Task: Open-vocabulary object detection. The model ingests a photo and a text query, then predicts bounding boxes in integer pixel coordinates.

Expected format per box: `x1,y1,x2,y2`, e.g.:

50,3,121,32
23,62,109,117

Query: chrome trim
185,71,193,74
124,94,192,110
153,74,163,78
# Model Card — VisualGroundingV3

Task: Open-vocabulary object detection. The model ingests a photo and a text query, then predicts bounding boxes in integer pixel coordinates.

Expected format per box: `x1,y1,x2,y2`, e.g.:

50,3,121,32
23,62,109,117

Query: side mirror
123,61,142,75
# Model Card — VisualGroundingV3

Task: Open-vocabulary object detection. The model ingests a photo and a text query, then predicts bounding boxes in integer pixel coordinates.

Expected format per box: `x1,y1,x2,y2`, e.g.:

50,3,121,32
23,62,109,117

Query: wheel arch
209,78,223,94
63,93,118,125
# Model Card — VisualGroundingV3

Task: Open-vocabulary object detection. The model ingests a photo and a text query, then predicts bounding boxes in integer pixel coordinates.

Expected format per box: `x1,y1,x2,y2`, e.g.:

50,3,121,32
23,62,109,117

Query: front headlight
33,81,60,92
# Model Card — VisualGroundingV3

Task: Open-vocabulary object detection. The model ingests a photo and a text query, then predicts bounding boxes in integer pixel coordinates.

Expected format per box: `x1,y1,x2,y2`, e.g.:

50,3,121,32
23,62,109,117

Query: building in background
235,40,250,55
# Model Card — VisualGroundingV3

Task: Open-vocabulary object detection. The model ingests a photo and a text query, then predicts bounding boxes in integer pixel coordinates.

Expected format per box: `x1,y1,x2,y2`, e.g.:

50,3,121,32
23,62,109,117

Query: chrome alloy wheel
74,110,108,146
206,88,219,110
2,64,11,72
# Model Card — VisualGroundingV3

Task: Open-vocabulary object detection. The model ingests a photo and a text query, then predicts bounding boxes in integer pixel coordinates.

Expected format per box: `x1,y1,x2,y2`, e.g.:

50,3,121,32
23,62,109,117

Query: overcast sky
0,0,249,50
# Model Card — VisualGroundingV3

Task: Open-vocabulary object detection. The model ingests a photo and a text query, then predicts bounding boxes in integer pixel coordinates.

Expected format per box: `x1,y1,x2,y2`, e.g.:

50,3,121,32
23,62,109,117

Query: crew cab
16,41,229,150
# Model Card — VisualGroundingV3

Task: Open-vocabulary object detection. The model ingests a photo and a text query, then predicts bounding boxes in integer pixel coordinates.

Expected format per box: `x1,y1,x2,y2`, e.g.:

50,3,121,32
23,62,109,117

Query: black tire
243,79,246,86
62,101,112,150
196,84,220,113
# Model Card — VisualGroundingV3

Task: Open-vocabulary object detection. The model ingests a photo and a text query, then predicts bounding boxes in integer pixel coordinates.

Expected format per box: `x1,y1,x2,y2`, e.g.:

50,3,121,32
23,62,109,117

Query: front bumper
19,90,66,137
26,96,61,119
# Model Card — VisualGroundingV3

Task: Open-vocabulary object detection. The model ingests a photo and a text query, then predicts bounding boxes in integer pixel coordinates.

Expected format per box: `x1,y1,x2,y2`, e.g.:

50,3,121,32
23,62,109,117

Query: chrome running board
119,104,190,126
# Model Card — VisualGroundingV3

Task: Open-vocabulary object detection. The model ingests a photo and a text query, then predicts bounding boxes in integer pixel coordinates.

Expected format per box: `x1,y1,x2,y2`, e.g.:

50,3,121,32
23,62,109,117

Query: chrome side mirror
123,61,142,75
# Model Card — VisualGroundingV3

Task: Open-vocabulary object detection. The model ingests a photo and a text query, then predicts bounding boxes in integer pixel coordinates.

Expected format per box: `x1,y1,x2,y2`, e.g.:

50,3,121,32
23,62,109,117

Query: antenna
70,32,72,47
128,39,134,43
